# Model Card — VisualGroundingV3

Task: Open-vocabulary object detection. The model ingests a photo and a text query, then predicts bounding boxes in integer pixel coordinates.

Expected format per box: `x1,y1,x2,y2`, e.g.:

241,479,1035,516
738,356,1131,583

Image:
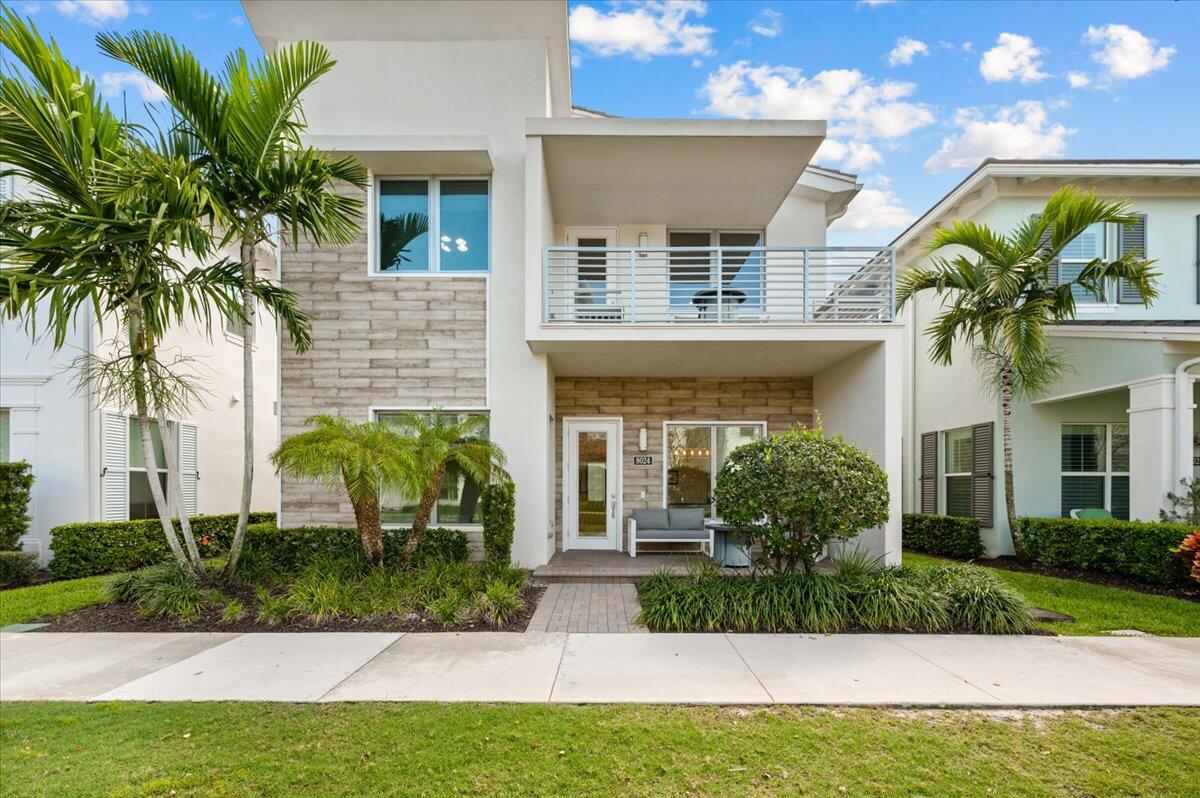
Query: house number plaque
633,456,653,466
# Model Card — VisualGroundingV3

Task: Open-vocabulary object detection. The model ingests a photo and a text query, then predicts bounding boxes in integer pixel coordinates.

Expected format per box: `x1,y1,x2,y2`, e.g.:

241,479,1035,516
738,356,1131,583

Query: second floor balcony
543,245,896,325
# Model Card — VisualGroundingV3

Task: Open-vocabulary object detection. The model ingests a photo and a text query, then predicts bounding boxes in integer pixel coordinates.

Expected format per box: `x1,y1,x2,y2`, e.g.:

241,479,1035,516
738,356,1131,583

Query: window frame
1059,222,1119,307
371,406,491,529
1059,421,1130,519
662,420,767,518
941,426,973,518
127,416,173,520
369,174,492,276
666,229,766,310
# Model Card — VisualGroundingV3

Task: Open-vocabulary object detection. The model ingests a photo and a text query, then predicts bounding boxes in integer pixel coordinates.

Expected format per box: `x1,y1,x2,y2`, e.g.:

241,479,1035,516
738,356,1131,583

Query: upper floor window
375,178,489,274
1050,215,1147,305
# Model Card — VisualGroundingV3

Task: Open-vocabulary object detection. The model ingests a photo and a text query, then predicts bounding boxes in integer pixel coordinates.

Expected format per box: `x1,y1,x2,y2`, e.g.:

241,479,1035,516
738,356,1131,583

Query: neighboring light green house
898,159,1200,556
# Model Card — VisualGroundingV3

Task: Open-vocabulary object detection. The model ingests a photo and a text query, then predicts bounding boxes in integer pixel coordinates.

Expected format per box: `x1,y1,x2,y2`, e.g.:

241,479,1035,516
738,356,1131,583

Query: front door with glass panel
564,419,621,550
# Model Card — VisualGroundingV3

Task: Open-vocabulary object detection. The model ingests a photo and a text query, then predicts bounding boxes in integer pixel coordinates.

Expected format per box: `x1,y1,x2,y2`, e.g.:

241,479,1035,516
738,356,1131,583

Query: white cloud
1066,71,1091,88
1084,24,1175,82
569,1,714,60
888,37,929,66
816,139,883,171
962,41,974,53
749,7,782,38
831,187,915,231
979,33,1048,83
100,71,165,102
858,0,896,6
924,100,1074,173
53,0,136,25
228,15,245,27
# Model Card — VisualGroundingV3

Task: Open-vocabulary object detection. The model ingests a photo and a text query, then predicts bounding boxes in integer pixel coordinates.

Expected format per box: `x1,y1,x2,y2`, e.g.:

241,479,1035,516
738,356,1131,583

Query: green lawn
0,573,115,627
1,703,1197,797
904,552,1200,637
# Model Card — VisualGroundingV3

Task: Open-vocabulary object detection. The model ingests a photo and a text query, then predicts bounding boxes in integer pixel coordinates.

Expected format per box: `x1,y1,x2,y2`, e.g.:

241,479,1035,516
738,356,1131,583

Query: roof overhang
793,166,862,224
301,134,494,175
529,117,825,228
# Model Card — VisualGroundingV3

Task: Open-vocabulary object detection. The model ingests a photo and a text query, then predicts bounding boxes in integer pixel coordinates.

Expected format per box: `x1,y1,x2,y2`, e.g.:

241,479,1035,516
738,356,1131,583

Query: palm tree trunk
1000,360,1022,558
351,495,385,567
224,239,257,578
156,412,203,568
402,465,445,568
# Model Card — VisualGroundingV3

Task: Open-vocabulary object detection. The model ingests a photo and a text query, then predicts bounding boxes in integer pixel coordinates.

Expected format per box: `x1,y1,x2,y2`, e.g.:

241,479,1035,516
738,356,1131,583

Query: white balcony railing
543,246,896,324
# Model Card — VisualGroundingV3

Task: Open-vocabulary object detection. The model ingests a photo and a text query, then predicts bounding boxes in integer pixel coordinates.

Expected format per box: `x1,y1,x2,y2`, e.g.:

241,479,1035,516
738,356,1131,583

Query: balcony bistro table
705,521,752,568
691,287,747,320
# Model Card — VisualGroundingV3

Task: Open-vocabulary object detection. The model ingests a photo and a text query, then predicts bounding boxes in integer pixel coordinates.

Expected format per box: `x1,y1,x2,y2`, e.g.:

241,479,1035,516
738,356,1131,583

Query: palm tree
896,186,1158,548
96,31,367,578
384,412,509,568
269,416,412,567
379,212,429,271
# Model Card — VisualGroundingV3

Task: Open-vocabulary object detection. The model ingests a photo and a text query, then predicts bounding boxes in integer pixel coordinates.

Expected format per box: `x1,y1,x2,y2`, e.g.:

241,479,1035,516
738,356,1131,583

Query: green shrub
0,461,35,550
841,569,950,632
903,513,984,559
0,550,38,587
107,565,211,620
715,425,889,573
916,564,1033,635
239,522,468,573
1017,516,1193,586
49,512,276,579
473,578,523,626
480,482,515,566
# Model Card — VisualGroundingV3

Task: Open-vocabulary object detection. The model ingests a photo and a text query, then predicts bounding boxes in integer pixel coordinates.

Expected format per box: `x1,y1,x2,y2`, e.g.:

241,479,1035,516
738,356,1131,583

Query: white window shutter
179,422,198,516
101,412,129,521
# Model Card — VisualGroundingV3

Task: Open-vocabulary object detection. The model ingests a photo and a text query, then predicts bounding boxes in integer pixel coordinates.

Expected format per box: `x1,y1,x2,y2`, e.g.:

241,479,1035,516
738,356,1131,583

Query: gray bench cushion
668,508,705,530
634,528,710,541
632,508,669,531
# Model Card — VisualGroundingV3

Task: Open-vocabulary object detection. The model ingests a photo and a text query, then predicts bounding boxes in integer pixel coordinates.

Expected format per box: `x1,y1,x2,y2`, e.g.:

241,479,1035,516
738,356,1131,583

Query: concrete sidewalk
1,632,1197,706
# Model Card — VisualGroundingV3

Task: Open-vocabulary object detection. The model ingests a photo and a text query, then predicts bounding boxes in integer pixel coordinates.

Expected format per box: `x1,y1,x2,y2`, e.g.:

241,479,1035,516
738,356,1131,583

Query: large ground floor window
128,418,168,520
1061,423,1130,520
665,422,765,518
376,410,489,526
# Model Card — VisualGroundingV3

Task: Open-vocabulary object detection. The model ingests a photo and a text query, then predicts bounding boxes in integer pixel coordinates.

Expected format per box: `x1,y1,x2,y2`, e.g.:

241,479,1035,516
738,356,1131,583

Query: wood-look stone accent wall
553,376,814,550
279,184,487,538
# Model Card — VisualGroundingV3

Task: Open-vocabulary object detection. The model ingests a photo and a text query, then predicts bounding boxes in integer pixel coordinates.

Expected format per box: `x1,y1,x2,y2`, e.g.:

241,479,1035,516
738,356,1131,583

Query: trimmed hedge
0,461,35,551
241,522,469,572
480,483,515,566
49,513,276,579
903,513,984,559
0,550,38,587
1017,516,1194,586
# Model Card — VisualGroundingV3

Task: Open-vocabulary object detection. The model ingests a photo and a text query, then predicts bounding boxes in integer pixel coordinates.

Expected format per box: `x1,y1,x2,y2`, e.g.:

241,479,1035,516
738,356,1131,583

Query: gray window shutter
101,412,129,521
1037,219,1059,286
1117,214,1147,304
920,432,938,514
970,422,994,528
1195,214,1199,304
179,422,198,516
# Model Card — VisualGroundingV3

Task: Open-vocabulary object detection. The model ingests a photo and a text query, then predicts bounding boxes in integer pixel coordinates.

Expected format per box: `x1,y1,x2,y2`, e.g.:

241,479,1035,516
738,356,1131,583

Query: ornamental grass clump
108,565,211,620
918,564,1033,635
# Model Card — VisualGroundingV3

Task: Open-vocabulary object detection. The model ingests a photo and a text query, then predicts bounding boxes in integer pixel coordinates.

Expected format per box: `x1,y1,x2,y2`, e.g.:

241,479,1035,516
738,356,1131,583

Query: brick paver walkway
526,581,647,633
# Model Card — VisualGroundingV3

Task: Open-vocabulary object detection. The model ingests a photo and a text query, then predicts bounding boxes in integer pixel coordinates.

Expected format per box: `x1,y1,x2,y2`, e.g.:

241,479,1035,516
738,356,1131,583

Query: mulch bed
942,553,1199,603
32,584,546,633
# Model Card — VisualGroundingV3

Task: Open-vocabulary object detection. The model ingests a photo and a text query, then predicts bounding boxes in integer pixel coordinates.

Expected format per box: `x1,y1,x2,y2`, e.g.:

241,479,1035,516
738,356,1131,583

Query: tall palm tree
0,10,233,578
269,416,412,567
385,412,510,568
96,31,367,577
896,186,1158,548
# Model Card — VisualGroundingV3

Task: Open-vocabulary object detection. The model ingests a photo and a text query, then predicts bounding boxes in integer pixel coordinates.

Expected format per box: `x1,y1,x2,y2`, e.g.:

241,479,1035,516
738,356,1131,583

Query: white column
1127,376,1174,521
0,374,52,561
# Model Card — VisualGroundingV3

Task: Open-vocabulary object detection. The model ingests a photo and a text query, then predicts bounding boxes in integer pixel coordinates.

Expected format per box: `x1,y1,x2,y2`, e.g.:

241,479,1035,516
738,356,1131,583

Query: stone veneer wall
279,184,487,540
553,376,814,550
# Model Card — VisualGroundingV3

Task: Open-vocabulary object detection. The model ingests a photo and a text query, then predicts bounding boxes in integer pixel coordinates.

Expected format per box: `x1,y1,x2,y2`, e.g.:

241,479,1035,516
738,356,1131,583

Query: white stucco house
0,176,281,563
898,159,1200,556
243,0,904,568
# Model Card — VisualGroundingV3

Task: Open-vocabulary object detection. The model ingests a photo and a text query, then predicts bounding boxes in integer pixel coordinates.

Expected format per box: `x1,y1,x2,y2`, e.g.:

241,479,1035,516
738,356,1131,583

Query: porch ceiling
541,339,875,378
529,117,825,228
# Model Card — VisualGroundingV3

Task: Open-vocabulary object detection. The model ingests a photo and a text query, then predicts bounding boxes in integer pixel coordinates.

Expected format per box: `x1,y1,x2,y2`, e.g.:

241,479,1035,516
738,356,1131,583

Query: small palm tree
385,412,510,568
269,416,411,567
896,186,1158,548
97,31,367,578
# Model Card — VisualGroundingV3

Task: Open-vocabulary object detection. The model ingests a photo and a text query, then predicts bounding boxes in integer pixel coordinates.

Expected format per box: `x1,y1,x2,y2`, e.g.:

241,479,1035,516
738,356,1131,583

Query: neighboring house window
375,178,489,273
665,422,765,518
376,411,489,526
1058,221,1109,303
943,427,973,518
1061,423,1130,520
667,230,764,311
127,417,169,520
0,408,10,461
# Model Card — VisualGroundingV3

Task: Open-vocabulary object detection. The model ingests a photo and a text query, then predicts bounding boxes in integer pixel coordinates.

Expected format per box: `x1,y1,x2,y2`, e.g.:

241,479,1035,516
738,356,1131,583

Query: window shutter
1037,219,1060,286
101,412,129,521
970,422,994,528
1117,214,1147,304
920,432,938,514
178,422,198,516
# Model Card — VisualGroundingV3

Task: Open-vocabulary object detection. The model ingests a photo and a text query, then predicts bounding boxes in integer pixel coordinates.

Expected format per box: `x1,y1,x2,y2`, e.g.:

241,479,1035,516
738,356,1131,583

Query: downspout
1174,355,1200,487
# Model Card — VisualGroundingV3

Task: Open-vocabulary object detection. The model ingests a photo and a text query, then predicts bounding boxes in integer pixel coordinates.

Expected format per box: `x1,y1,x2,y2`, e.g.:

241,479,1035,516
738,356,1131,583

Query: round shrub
0,550,38,587
480,482,515,566
715,424,889,573
0,461,35,551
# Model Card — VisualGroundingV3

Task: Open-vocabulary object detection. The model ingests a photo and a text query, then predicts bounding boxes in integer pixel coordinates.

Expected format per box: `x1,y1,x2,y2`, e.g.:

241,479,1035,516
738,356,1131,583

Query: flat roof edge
526,117,826,138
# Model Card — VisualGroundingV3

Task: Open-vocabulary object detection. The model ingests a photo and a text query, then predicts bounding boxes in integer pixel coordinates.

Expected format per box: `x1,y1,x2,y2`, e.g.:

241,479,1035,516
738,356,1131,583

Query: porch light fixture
638,232,648,247
639,427,648,451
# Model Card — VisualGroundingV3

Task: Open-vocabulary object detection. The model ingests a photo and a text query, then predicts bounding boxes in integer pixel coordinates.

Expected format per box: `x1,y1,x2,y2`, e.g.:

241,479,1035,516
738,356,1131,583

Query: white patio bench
628,508,714,557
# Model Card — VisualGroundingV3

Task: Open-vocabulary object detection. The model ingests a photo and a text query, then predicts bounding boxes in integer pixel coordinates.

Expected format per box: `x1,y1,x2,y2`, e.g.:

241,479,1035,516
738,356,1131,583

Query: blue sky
13,0,1200,244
